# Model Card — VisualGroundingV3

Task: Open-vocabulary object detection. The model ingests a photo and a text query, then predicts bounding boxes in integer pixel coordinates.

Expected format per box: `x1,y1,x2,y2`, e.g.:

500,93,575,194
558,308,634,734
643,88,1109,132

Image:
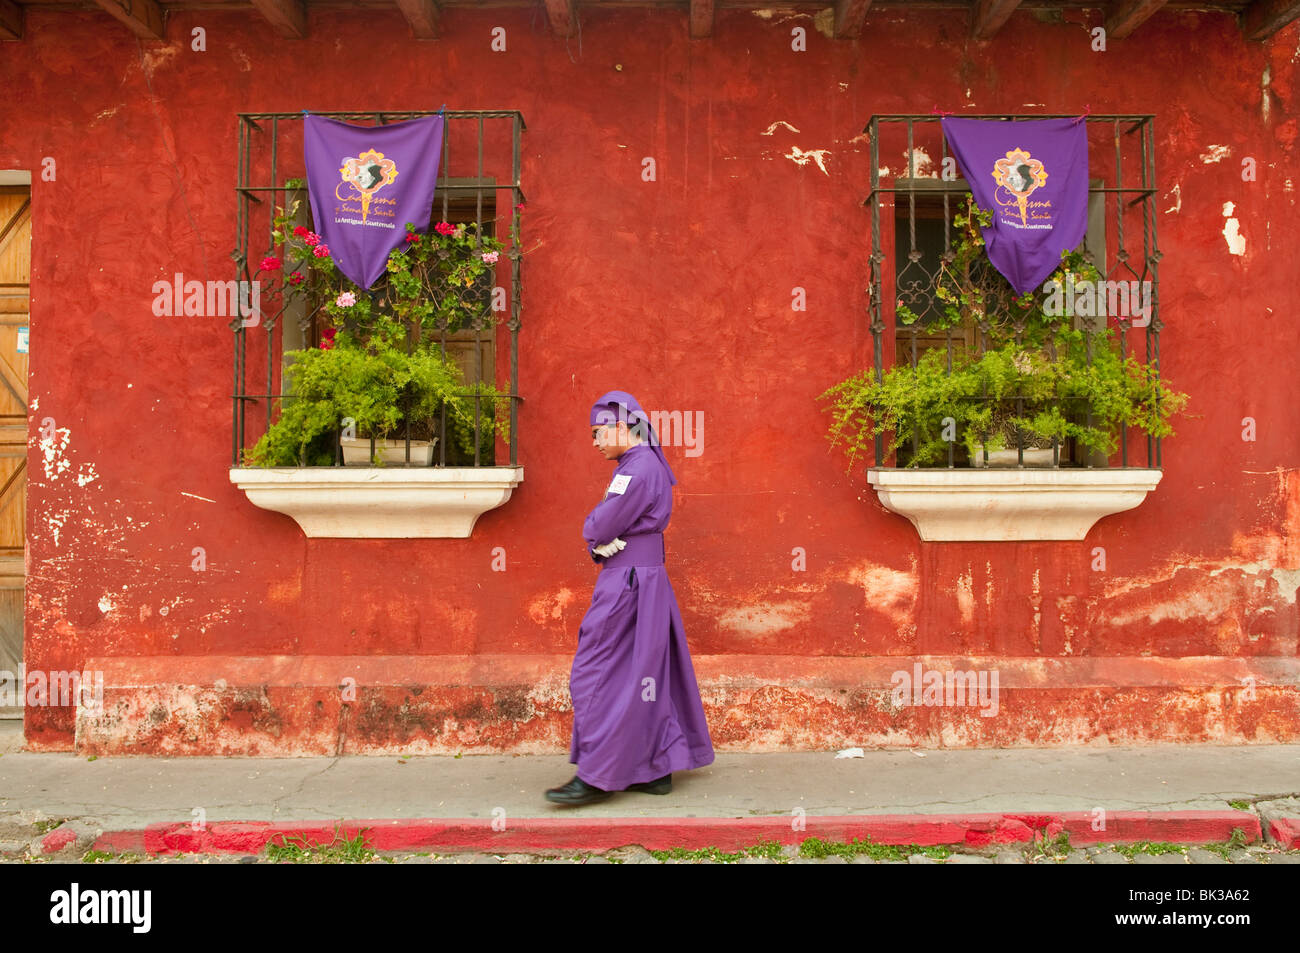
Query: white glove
593,537,628,558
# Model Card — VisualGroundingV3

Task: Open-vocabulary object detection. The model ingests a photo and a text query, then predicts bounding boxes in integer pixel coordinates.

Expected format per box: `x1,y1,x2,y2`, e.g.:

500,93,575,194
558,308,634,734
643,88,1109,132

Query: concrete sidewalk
1,722,1297,858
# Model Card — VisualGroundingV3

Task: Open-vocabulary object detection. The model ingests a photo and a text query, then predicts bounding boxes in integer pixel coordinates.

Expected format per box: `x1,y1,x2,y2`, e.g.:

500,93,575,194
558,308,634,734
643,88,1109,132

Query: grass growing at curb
1199,828,1250,860
648,837,951,863
1028,831,1073,861
33,818,69,835
1113,841,1189,858
81,849,144,863
649,840,785,863
1228,800,1251,810
800,837,950,861
264,827,375,864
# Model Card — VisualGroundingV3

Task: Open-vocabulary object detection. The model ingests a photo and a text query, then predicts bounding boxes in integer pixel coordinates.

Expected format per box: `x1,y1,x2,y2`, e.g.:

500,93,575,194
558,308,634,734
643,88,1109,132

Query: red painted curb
91,810,1271,856
1266,817,1299,850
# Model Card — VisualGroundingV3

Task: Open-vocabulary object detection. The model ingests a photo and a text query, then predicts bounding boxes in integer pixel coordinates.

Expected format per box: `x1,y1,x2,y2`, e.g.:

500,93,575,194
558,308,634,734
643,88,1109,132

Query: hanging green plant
819,200,1188,470
240,199,512,467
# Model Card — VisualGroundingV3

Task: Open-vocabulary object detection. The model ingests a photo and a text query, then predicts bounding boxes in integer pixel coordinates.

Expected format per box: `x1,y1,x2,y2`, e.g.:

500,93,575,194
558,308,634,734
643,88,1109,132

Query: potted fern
820,202,1187,471
242,202,510,468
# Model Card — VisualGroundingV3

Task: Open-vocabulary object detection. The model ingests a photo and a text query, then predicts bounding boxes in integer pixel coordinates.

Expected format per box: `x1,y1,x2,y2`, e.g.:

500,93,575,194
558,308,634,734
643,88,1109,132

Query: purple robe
568,443,715,790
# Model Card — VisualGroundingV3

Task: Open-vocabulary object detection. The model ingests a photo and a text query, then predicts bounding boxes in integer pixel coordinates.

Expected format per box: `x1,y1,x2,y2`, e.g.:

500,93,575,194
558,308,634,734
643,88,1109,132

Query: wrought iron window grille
862,114,1162,470
231,109,525,468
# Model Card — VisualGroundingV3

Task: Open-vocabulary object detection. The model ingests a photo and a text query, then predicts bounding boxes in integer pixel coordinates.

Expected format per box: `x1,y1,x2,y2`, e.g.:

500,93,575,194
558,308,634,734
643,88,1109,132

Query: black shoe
623,773,672,795
545,775,615,806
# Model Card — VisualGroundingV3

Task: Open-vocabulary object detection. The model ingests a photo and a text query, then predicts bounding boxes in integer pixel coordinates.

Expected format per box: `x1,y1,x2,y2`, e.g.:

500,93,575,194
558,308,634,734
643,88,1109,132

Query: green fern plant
820,200,1187,470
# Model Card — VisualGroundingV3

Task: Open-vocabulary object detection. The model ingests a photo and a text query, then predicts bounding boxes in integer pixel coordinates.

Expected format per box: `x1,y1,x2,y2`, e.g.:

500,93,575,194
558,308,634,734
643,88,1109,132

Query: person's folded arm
584,468,658,555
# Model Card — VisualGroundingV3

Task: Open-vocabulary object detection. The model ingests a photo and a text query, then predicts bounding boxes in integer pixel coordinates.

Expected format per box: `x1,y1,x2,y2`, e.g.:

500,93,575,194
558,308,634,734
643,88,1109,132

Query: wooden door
0,185,30,718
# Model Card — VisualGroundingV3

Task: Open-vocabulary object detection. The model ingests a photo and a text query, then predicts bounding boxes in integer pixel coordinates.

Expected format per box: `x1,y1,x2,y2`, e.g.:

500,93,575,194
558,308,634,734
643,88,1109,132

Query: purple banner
303,114,445,290
940,116,1089,295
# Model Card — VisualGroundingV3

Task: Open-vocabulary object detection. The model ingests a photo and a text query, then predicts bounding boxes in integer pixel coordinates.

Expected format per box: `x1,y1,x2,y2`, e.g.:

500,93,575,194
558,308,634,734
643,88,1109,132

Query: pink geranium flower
335,291,357,307
304,232,321,247
481,251,499,264
313,245,330,258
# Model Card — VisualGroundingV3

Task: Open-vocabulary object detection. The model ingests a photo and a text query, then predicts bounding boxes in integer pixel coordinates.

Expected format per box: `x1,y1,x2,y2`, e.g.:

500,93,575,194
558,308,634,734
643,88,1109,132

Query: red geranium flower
293,226,309,238
319,327,337,350
406,231,420,243
260,256,282,272
288,272,305,286
434,222,456,236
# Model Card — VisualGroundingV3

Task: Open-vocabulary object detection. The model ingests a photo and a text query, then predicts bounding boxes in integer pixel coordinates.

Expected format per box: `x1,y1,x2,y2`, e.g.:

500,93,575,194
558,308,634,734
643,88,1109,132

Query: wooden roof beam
1241,0,1300,39
1104,0,1167,39
545,0,577,37
250,0,307,38
396,0,439,38
90,0,164,40
690,0,714,38
971,0,1023,38
834,0,873,38
0,0,21,40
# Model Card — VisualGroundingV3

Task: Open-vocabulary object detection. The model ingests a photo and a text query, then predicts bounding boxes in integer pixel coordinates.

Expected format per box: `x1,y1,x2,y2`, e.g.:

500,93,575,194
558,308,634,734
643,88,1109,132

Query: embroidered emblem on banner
608,474,632,495
339,149,399,224
991,148,1049,228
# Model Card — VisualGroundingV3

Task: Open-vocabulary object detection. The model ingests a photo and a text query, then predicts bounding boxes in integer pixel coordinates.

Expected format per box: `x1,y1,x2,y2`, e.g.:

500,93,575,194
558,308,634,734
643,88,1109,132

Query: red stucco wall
3,5,1297,752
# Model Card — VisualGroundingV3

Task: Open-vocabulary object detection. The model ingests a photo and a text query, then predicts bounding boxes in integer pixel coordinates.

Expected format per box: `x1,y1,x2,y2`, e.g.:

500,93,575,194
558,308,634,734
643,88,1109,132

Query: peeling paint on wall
762,120,800,136
1164,184,1181,214
527,587,575,627
1200,144,1231,163
1222,201,1247,255
847,561,919,629
718,600,809,638
785,146,830,174
38,426,72,481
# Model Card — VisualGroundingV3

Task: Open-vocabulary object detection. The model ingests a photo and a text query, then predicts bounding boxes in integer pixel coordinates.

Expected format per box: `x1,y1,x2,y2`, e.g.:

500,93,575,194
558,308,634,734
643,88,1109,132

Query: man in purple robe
545,391,716,806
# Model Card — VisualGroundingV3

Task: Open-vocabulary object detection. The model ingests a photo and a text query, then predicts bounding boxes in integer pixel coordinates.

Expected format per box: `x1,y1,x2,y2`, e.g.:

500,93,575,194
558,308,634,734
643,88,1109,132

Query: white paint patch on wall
903,147,936,178
39,426,72,481
762,120,801,136
785,146,830,174
1200,145,1231,164
44,509,70,547
1222,202,1246,255
955,570,975,625
718,600,809,637
1164,184,1181,214
98,594,115,614
847,561,918,628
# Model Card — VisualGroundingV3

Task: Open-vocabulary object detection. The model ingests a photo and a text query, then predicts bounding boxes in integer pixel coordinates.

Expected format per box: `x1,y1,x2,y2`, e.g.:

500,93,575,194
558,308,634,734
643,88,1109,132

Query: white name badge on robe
607,474,632,495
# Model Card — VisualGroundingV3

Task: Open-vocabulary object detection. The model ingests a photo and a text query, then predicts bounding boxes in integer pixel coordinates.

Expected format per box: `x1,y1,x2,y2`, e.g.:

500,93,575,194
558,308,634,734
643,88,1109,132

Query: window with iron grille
231,110,524,468
860,114,1165,470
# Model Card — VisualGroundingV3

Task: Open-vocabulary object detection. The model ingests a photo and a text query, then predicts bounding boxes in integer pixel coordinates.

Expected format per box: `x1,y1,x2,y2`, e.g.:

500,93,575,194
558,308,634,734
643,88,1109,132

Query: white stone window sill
866,468,1163,541
229,466,524,538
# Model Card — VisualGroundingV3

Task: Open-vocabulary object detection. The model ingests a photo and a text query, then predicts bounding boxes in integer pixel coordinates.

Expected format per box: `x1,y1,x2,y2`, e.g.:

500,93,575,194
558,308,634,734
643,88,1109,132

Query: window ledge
866,468,1163,542
229,466,524,538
